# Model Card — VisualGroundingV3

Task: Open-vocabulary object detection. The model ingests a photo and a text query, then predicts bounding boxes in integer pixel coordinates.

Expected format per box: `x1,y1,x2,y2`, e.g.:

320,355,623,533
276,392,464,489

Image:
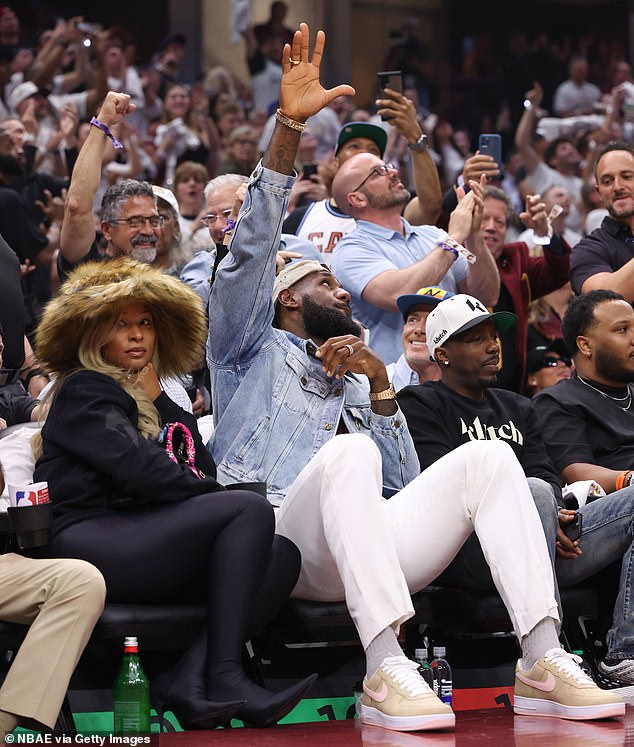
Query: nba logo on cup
8,482,50,507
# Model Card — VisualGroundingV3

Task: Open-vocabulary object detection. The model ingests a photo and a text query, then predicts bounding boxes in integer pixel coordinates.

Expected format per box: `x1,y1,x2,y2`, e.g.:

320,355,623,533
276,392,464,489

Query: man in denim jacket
207,22,623,732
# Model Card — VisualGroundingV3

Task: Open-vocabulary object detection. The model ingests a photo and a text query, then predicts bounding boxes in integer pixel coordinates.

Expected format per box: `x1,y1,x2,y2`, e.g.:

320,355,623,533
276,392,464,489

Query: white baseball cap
152,185,180,216
7,81,38,112
425,293,516,360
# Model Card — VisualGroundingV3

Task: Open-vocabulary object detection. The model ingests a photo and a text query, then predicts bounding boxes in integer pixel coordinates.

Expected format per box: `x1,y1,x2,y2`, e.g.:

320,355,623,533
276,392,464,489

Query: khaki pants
0,554,105,730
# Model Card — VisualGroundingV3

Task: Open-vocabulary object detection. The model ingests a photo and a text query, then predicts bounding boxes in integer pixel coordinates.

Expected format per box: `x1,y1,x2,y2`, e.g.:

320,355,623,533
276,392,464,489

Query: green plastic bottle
113,636,151,735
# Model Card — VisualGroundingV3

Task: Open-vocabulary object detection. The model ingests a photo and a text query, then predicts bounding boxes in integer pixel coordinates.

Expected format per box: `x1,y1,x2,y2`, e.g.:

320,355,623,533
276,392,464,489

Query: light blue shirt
331,221,468,365
386,355,420,392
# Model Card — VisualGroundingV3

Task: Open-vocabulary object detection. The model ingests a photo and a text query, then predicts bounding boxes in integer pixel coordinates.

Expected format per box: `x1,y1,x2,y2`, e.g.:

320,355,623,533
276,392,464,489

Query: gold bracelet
275,108,307,132
369,384,396,401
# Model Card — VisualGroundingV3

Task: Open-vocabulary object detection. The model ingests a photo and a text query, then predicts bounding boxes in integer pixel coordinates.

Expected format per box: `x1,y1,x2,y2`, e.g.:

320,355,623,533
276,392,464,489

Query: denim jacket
207,163,420,506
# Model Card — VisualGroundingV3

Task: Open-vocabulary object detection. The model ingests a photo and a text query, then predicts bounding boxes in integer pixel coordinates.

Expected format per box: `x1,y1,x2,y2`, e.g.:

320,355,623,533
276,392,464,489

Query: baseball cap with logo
335,122,387,156
396,286,455,322
425,293,516,360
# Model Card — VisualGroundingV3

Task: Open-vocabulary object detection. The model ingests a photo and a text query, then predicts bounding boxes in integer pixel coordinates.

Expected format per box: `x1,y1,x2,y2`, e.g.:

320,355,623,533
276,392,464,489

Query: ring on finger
289,58,301,66
344,344,354,357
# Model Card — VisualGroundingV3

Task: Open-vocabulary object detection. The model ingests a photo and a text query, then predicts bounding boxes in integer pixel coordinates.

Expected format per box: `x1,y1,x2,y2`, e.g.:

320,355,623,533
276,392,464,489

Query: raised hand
96,91,135,129
278,23,355,123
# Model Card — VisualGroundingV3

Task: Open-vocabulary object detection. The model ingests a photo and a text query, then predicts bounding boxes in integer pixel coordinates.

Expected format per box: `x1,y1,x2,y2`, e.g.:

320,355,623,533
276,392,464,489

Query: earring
443,361,449,367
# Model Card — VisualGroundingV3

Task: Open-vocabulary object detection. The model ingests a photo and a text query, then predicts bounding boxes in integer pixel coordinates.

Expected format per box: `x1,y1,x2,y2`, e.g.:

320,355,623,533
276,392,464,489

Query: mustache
131,234,158,248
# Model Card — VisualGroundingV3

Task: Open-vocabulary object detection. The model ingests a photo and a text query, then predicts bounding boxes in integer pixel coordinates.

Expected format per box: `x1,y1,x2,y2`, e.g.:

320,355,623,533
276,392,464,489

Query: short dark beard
301,295,362,340
594,346,634,384
607,202,634,220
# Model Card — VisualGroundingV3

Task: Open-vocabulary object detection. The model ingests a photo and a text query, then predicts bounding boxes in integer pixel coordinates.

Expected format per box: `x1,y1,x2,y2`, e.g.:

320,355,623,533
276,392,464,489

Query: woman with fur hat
32,257,313,729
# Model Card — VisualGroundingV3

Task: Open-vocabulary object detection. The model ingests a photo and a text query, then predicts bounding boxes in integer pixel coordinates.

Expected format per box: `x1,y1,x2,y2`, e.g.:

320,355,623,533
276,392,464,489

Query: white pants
275,434,559,649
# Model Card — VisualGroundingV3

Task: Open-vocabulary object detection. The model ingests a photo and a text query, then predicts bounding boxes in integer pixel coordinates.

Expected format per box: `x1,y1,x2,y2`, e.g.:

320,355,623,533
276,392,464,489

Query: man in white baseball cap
425,292,515,361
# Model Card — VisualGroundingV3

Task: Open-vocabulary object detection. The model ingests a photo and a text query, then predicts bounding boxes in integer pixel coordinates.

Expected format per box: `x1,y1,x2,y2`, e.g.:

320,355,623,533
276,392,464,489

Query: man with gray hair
181,172,320,304
58,91,163,280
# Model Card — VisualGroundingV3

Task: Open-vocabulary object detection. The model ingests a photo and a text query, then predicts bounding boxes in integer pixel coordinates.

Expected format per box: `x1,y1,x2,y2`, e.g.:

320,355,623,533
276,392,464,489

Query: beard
608,205,634,219
365,185,410,210
607,197,634,220
301,295,362,341
128,233,158,264
594,346,634,384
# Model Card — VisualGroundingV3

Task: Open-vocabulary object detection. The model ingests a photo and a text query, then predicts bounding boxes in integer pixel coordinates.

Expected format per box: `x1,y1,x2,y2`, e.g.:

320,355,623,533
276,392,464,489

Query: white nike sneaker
359,655,455,732
514,648,625,720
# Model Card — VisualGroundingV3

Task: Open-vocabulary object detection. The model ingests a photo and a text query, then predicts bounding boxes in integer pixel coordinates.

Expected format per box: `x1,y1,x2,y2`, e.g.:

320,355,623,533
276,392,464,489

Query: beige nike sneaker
514,648,625,720
359,655,455,732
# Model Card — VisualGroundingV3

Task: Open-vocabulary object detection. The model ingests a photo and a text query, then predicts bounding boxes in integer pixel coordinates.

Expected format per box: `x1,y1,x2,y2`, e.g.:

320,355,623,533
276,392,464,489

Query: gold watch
369,384,396,401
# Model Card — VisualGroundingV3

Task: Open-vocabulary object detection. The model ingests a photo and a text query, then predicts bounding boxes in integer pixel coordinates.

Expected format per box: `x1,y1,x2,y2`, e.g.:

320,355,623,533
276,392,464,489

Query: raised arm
208,23,354,364
514,81,543,175
60,91,134,264
458,176,500,306
376,88,442,224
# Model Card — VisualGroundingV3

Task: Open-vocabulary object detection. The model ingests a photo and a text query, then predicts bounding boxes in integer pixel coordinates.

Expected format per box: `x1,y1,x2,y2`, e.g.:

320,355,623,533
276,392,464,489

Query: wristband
438,237,477,264
615,470,632,491
89,117,124,150
439,242,459,261
222,218,236,235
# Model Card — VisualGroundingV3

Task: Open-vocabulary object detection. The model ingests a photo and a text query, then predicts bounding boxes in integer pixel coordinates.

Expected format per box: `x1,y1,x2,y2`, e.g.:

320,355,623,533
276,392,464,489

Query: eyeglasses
351,162,395,193
201,209,232,226
110,215,164,229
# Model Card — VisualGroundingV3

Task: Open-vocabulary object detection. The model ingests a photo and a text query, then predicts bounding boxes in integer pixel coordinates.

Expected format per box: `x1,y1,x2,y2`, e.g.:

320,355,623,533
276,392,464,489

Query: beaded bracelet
275,108,307,132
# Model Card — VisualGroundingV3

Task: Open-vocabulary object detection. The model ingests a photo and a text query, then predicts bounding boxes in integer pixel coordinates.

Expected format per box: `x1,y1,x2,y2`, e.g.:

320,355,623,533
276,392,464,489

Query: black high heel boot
152,668,245,730
208,672,318,728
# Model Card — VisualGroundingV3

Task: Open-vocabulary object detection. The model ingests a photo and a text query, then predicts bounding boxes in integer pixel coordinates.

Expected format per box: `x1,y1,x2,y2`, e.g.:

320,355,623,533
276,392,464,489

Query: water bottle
113,636,151,735
431,646,453,706
414,647,435,689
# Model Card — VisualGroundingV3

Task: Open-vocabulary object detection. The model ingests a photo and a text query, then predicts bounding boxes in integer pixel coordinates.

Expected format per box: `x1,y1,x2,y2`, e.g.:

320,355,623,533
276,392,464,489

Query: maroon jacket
495,237,570,390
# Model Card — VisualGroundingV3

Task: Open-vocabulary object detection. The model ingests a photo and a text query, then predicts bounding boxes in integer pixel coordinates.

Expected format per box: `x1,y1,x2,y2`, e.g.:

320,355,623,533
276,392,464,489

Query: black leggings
49,491,300,675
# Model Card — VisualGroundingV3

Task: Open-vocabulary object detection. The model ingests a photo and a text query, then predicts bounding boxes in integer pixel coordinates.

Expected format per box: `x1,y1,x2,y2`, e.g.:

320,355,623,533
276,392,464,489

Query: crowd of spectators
1,4,634,738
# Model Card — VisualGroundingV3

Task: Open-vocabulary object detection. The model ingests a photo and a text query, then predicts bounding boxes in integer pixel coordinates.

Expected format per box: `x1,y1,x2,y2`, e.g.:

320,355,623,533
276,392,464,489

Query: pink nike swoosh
516,670,557,692
364,681,389,702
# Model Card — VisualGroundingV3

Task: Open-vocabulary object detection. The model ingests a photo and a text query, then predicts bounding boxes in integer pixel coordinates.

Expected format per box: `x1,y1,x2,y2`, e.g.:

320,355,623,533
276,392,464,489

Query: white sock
520,617,561,670
365,626,403,678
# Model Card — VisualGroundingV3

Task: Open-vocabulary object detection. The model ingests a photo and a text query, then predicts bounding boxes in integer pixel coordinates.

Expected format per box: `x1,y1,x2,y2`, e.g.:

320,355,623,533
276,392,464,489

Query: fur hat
36,257,207,378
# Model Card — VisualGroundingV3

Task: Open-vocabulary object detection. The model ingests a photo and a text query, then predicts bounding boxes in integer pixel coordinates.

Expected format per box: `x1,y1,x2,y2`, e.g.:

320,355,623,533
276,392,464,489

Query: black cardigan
34,370,222,534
